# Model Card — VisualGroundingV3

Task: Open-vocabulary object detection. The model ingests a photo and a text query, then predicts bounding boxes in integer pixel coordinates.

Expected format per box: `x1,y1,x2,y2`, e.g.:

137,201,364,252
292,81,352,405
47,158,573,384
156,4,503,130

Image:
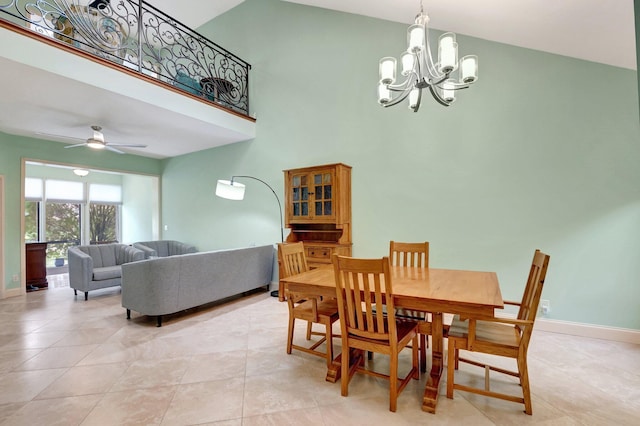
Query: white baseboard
2,287,23,299
534,317,640,345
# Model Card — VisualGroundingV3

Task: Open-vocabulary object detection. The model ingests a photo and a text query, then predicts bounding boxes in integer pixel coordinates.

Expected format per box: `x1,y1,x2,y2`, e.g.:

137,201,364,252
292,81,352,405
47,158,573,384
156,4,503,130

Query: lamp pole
230,175,284,243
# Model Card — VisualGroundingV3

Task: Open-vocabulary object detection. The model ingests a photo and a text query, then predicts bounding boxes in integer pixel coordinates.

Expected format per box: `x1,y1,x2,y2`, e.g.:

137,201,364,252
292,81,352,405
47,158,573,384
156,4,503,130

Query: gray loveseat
68,243,145,300
133,240,197,258
121,245,274,326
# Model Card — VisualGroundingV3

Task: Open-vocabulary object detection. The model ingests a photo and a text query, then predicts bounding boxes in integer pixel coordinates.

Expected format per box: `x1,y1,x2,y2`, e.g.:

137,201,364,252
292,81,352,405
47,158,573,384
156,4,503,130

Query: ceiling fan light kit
63,125,148,154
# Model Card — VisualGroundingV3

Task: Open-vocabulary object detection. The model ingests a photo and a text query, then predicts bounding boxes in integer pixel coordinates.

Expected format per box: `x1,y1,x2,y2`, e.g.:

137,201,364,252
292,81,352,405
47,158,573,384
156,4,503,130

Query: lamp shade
216,179,245,200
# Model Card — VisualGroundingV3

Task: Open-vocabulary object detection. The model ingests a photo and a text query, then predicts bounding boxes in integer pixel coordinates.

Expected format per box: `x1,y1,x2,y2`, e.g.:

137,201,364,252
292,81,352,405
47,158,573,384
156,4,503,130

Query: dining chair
389,241,432,372
332,254,419,412
279,242,339,368
446,249,551,415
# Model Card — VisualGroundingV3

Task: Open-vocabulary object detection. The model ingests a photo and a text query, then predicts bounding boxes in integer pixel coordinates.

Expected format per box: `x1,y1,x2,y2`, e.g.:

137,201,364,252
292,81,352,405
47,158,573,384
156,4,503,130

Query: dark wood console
26,242,48,291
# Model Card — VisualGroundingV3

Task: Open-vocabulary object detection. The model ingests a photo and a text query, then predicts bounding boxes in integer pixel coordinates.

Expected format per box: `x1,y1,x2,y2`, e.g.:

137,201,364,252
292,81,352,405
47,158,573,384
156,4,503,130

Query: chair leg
389,352,399,412
324,320,333,368
412,335,419,379
518,355,533,415
306,321,313,340
286,316,295,354
341,342,350,397
447,338,456,399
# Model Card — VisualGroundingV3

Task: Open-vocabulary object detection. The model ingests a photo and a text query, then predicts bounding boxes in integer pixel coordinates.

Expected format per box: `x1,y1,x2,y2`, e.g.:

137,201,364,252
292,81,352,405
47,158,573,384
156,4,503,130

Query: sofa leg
73,289,77,296
84,292,88,301
156,316,162,327
126,309,131,319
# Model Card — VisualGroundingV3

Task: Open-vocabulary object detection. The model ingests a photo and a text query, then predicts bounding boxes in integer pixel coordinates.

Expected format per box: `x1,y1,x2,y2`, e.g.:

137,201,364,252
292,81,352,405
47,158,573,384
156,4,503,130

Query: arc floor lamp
215,175,283,298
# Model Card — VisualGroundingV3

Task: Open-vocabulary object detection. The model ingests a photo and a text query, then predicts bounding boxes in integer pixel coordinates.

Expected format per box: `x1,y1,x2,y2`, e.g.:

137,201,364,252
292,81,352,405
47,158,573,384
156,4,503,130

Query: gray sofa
121,245,274,326
68,243,145,300
133,240,197,258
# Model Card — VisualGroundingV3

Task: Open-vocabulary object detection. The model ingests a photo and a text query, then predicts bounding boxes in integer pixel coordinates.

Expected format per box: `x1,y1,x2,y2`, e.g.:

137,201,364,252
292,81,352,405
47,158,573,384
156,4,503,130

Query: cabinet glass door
290,173,310,218
313,171,333,218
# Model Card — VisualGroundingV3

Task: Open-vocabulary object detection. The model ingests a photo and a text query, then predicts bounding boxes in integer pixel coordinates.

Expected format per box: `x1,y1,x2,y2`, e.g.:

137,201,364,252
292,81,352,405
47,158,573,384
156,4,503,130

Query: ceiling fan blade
64,143,88,149
107,143,148,148
105,145,125,154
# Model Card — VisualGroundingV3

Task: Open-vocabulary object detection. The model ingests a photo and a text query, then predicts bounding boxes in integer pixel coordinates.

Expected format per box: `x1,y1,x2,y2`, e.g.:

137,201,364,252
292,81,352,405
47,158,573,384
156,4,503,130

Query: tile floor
1,276,639,425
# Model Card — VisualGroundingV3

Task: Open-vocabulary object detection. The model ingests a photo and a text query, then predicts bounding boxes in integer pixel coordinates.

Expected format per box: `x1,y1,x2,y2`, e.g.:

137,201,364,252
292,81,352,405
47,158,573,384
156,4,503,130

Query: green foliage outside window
90,204,117,243
46,203,80,262
24,201,39,242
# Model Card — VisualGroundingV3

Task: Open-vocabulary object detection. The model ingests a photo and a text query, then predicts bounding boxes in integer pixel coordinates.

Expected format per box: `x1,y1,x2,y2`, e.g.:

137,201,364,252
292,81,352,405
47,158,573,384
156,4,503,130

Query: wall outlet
540,299,551,316
164,225,169,231
12,274,19,282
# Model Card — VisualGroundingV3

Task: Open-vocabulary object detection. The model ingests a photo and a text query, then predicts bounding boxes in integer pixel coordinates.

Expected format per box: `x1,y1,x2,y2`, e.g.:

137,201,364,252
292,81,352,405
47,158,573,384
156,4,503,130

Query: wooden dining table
281,264,503,413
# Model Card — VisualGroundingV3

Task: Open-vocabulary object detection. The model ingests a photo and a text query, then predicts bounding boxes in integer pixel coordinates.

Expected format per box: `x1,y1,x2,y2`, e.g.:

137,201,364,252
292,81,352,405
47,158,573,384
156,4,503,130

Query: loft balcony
0,0,255,158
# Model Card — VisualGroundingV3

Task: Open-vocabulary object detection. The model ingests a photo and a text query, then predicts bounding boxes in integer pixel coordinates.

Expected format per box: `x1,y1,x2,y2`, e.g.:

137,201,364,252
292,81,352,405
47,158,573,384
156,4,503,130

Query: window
24,177,123,264
89,184,121,244
46,202,81,262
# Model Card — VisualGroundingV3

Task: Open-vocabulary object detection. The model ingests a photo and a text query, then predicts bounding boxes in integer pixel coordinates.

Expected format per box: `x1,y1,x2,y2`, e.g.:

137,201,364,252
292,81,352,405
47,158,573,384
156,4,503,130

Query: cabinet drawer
306,247,332,260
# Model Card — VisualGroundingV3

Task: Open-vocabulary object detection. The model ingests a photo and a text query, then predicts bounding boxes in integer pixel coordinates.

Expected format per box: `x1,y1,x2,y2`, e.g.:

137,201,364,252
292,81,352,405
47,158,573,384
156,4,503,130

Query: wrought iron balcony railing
1,0,251,116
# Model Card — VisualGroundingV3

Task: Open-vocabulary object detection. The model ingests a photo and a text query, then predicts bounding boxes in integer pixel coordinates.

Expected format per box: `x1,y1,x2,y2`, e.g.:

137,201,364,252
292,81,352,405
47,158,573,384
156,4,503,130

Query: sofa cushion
93,265,122,281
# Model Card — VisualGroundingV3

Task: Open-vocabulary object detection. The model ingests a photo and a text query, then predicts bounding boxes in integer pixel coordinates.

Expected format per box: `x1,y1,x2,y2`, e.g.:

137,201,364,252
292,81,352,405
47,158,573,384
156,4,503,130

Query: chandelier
377,1,478,111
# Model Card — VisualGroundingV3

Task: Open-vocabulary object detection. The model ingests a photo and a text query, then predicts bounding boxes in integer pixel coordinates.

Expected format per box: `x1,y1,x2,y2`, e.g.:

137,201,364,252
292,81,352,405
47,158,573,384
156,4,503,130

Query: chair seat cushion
93,265,122,281
449,315,520,348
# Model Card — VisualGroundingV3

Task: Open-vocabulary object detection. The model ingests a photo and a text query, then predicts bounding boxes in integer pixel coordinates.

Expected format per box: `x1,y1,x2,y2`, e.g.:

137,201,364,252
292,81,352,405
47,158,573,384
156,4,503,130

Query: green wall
636,0,640,114
0,131,161,290
160,0,640,329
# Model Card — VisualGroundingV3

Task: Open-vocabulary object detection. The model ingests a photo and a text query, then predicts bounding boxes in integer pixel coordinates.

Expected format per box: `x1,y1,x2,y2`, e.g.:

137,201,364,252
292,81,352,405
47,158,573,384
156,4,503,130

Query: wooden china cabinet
280,163,352,300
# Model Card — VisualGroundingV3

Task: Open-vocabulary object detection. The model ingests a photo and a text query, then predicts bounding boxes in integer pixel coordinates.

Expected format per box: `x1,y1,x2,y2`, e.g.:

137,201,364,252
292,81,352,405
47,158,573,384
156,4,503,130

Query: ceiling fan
64,125,147,154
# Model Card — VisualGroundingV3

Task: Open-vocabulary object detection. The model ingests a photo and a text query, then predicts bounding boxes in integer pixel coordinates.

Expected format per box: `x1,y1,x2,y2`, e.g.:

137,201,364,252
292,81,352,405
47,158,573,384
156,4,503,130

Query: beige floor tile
160,379,245,425
2,394,101,426
0,369,67,404
181,350,247,383
15,344,98,371
81,386,176,426
243,407,326,426
110,357,191,391
36,362,129,398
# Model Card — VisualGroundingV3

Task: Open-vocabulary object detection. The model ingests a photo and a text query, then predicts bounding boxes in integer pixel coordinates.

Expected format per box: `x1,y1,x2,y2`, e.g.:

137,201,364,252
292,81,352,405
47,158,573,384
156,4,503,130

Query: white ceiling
1,0,636,159
159,0,637,70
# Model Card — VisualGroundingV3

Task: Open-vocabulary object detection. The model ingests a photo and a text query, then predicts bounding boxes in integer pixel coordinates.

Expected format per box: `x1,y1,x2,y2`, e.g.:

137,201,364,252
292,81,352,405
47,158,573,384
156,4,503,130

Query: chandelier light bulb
442,79,456,103
379,57,397,84
378,83,391,104
407,24,424,53
460,55,478,83
401,52,415,76
438,32,458,73
408,88,420,110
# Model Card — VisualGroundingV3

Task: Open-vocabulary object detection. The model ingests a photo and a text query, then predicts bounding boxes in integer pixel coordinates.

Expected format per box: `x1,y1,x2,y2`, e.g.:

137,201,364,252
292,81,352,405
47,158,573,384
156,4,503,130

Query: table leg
325,348,363,383
422,312,444,413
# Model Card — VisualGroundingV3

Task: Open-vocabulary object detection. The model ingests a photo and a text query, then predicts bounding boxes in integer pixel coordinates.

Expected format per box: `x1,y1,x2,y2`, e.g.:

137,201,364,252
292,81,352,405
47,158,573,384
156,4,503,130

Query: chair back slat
516,249,550,346
333,255,394,341
278,242,309,279
389,241,429,268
